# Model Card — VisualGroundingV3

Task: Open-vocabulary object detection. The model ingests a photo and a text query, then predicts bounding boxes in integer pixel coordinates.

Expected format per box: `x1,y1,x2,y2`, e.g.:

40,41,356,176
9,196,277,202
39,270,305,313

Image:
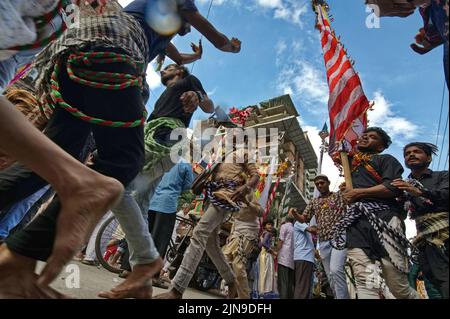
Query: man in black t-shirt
342,127,420,299
140,64,213,175
148,63,213,145
392,142,448,298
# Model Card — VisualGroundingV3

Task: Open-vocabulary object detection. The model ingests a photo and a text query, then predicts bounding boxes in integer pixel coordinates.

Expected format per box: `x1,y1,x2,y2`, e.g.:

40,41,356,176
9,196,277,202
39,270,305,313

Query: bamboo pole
340,152,353,190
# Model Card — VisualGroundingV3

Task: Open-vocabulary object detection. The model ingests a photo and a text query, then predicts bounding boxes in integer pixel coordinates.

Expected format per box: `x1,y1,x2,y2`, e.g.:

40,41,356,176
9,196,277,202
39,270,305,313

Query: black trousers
147,210,177,258
4,47,145,261
294,260,314,299
277,264,294,299
419,239,449,299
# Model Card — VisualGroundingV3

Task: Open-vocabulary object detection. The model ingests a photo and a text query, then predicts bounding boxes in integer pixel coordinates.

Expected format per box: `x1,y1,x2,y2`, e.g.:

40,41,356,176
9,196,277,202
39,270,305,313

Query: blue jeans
0,185,50,239
111,156,173,268
319,240,350,299
0,49,40,93
1,16,62,93
111,186,160,267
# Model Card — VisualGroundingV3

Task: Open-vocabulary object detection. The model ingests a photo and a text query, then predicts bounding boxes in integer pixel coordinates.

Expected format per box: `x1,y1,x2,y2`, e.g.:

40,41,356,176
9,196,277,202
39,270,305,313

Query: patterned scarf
330,194,412,273
414,212,449,249
402,178,449,249
206,180,243,212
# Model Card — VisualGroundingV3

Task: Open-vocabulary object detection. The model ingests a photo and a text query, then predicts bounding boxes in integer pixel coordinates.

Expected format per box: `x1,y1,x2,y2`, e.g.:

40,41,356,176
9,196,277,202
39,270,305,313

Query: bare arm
199,95,214,113
230,174,260,202
181,11,241,53
180,91,214,114
306,226,318,235
276,239,284,252
343,184,397,204
165,42,202,65
290,209,303,223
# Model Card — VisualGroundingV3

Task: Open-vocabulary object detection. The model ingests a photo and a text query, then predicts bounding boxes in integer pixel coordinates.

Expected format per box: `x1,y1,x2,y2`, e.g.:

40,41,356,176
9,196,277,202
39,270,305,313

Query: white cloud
207,87,217,96
303,124,343,191
146,62,162,90
121,0,309,27
117,0,133,7
197,0,309,27
273,0,308,27
275,39,287,66
283,86,293,95
196,0,237,6
277,60,329,110
275,39,287,56
368,91,420,144
405,218,417,240
256,0,283,8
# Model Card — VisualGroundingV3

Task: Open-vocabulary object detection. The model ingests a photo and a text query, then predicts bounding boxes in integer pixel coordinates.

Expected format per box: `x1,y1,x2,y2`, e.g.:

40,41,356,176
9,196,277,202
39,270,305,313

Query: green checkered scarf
143,117,185,173
414,212,449,248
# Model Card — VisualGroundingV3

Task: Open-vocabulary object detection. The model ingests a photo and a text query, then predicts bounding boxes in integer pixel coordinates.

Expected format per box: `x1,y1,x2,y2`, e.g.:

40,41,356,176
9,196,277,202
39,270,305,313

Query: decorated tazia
228,106,255,126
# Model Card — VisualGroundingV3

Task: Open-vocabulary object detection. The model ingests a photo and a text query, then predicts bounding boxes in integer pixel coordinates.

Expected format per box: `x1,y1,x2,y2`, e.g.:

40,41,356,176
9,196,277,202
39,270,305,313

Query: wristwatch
195,91,205,103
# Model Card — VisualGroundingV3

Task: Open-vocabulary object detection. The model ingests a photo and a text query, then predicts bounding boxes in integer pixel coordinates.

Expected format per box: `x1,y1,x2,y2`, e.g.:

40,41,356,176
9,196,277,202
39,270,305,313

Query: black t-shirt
409,169,449,218
148,75,206,127
346,153,405,260
351,153,404,211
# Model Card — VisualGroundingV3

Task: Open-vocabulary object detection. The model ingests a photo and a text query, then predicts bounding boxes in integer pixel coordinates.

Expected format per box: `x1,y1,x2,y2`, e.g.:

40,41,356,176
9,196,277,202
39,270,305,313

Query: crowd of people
0,0,448,300
247,134,448,300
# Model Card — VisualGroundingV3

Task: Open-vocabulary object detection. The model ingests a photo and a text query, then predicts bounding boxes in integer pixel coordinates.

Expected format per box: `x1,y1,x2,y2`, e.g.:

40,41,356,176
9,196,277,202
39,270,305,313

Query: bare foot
38,171,124,286
0,244,70,299
153,288,183,299
98,257,164,299
98,283,153,299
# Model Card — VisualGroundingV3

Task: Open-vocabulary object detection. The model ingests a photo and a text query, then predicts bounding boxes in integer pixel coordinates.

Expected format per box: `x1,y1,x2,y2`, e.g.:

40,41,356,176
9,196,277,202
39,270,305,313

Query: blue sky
119,0,449,179
119,0,448,234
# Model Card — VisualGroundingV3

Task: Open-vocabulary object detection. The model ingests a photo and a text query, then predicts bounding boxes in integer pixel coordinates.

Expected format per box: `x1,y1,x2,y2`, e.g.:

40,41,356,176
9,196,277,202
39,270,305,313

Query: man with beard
303,174,349,299
339,127,420,299
391,142,448,298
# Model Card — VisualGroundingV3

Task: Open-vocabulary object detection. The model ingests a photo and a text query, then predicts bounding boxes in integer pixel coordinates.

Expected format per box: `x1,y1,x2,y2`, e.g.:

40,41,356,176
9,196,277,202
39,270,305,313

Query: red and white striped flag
315,4,370,161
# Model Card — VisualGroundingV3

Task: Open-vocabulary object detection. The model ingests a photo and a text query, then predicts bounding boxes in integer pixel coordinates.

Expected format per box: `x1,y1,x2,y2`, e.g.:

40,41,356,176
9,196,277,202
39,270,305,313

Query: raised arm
181,11,241,53
166,42,203,66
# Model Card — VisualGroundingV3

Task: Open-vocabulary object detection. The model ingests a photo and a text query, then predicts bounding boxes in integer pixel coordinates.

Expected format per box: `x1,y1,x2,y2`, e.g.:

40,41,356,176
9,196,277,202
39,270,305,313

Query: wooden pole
340,152,353,190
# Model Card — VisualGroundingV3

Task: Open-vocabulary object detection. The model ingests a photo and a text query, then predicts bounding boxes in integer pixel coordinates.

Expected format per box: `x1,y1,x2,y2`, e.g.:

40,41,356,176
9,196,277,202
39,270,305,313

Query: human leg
154,205,229,298
293,260,314,299
418,240,449,299
346,248,380,299
329,246,350,299
148,211,177,258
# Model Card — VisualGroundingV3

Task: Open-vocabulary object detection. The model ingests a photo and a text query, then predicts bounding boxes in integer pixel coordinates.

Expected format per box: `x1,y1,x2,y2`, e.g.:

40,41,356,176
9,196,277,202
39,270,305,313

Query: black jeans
4,47,145,261
147,210,177,258
419,239,449,299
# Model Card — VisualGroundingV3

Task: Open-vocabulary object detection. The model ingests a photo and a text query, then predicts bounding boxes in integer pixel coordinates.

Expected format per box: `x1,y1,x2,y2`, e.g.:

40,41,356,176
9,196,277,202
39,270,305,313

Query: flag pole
318,123,329,175
340,152,353,189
